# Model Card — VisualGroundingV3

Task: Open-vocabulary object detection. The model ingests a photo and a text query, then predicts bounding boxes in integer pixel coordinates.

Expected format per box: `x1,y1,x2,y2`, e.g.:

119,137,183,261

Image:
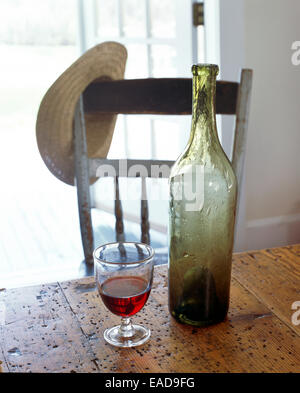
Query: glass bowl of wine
94,242,155,348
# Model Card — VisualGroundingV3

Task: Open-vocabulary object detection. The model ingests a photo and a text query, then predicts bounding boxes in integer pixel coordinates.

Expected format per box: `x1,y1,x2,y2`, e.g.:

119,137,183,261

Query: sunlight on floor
0,44,85,288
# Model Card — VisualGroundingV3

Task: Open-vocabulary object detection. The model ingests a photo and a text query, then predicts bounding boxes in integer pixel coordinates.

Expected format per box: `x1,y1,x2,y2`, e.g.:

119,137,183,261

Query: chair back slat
74,97,94,264
83,78,239,115
231,69,253,242
89,158,175,178
114,176,125,243
231,69,253,191
141,178,150,245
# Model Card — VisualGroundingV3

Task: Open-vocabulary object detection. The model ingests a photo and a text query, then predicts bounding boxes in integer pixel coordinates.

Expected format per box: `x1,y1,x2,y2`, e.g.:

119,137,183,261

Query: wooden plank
60,265,300,373
83,78,239,115
0,283,99,373
1,249,300,373
232,244,300,337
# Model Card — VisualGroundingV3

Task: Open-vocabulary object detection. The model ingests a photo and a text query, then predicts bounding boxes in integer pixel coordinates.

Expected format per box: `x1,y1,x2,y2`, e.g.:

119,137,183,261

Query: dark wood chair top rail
83,78,239,115
1,244,299,373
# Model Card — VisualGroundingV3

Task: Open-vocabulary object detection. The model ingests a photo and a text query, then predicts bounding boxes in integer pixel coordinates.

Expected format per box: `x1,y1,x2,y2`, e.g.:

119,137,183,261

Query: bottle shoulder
171,145,237,184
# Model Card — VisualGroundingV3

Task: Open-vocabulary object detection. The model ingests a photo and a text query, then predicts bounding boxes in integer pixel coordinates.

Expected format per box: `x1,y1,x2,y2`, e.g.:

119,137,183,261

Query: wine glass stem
118,317,135,338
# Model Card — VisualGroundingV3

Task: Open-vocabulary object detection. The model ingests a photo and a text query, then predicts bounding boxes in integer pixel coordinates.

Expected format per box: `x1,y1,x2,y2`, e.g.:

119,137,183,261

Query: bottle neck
188,70,220,151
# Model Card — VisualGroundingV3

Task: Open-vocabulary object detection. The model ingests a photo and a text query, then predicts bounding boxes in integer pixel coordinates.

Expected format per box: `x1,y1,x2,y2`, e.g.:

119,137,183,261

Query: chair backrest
74,72,253,264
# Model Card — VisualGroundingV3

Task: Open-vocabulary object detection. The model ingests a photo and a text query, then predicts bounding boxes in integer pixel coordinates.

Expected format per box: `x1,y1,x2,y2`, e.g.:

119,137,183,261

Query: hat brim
36,42,127,186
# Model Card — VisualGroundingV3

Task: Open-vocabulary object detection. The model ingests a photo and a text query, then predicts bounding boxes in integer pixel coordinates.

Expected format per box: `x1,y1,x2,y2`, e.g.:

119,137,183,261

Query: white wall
207,0,300,250
244,0,300,249
205,0,248,251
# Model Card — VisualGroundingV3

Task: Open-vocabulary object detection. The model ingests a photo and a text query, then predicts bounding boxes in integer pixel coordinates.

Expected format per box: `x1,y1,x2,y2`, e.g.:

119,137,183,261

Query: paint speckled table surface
0,244,300,373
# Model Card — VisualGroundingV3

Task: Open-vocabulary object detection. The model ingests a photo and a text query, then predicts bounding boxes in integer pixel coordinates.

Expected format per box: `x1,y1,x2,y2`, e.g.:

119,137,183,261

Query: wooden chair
74,72,253,264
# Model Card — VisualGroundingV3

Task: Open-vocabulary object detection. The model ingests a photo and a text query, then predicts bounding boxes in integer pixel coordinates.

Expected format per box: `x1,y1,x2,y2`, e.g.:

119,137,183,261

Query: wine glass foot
104,324,151,348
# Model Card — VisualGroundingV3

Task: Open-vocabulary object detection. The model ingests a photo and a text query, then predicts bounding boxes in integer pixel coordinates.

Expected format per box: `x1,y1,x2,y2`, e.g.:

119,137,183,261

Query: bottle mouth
192,64,219,77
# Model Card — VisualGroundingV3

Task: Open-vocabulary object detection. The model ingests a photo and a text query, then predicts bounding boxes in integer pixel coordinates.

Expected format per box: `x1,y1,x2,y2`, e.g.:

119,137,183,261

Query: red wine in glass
98,276,151,317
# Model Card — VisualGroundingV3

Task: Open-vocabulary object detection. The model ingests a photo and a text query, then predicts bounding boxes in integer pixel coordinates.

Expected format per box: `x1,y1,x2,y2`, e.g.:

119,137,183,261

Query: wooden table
1,244,300,373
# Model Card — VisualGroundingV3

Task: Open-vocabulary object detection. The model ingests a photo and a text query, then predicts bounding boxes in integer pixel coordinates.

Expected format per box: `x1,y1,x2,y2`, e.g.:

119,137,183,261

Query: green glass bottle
168,64,237,327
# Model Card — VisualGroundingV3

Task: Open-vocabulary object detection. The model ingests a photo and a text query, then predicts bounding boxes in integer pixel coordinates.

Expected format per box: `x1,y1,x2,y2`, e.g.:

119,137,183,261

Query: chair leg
141,177,150,245
74,97,94,265
76,183,94,265
114,176,125,243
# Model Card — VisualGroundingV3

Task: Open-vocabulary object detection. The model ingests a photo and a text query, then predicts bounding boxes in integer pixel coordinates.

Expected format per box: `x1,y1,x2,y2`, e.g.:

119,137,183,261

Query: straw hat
36,42,127,186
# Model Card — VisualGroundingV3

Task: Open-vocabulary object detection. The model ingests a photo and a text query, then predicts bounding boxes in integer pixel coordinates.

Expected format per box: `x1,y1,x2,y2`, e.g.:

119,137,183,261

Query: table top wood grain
0,244,300,373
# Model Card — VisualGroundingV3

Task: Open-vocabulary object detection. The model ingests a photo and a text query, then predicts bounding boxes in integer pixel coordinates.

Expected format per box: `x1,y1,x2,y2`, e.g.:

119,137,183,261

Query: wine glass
94,242,155,348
